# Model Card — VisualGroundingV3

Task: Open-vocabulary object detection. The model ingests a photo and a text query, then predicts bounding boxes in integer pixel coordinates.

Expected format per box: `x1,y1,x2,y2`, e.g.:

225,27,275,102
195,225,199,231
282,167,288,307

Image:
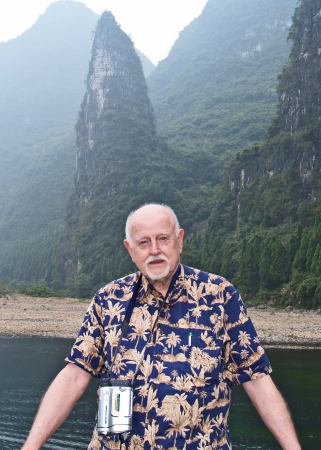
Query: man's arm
21,363,92,450
243,374,301,450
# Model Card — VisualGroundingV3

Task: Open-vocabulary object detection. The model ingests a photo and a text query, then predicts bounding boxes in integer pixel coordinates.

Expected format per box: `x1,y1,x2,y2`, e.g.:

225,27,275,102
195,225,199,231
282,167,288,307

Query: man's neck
149,278,171,298
147,264,180,299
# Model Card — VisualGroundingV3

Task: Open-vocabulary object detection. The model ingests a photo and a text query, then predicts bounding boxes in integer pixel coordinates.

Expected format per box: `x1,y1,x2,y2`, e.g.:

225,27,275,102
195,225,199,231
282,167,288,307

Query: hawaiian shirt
66,264,272,450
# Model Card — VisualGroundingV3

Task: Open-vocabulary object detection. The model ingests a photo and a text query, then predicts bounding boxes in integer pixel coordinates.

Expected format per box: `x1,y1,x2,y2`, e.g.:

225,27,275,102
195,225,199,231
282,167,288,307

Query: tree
239,235,261,293
260,239,272,289
269,238,291,288
292,228,310,273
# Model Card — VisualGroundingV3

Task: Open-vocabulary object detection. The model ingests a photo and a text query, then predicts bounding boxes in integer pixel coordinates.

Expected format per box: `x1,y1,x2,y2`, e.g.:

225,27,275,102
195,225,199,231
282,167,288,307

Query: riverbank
1,294,321,349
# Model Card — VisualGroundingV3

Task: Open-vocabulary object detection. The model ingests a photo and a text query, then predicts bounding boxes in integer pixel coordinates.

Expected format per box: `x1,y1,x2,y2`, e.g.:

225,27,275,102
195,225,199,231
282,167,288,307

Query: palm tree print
200,391,207,405
68,264,272,449
105,300,125,326
166,331,181,355
238,331,254,352
145,421,164,450
191,307,202,325
145,386,158,421
171,375,194,393
180,344,189,356
128,316,150,349
166,408,190,448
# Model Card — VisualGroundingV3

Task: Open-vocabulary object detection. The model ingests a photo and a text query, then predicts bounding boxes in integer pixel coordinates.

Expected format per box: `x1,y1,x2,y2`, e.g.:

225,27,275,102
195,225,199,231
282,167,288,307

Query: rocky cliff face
229,0,321,203
52,12,201,294
279,2,321,136
74,12,156,204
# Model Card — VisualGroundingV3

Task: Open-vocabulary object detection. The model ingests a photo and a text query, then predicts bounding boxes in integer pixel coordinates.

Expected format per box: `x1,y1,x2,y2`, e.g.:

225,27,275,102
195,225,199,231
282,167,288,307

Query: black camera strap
105,267,181,447
131,266,181,378
107,265,181,381
107,273,142,381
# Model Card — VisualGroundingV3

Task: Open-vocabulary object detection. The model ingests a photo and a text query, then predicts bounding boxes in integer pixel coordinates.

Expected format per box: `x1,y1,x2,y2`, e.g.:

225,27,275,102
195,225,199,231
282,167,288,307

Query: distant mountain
49,11,215,297
148,0,297,161
135,48,155,78
0,2,154,139
0,1,154,284
182,0,321,309
0,1,98,138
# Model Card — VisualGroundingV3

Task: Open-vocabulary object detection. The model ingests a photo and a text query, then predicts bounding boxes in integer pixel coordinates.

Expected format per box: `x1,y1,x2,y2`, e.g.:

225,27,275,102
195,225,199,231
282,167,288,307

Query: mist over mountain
0,2,98,138
0,1,154,284
148,0,297,161
2,0,321,309
49,11,215,296
135,48,155,78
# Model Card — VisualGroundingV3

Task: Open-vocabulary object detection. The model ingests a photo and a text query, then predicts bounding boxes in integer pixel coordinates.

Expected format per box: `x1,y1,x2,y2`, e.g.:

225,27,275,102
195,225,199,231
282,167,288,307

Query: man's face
124,207,184,282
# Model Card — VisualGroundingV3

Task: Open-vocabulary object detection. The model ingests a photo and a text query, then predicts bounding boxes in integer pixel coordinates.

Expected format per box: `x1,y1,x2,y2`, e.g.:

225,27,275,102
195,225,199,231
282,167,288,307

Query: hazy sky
0,0,208,65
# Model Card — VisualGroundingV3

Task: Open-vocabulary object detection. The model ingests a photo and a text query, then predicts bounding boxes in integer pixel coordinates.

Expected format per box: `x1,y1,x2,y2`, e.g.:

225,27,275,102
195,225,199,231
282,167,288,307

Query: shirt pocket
158,325,224,383
184,329,224,380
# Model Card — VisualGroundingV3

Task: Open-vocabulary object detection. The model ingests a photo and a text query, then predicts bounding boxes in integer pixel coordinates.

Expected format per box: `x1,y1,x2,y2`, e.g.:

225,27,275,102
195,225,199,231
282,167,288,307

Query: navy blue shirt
67,264,272,450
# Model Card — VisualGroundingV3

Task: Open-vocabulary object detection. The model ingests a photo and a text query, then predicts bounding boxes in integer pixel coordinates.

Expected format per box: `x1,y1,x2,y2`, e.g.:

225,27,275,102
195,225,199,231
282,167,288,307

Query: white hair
125,203,180,247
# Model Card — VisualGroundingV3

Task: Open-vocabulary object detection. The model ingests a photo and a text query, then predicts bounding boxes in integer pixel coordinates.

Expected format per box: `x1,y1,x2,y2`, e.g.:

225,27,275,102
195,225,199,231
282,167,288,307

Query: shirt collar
139,263,185,303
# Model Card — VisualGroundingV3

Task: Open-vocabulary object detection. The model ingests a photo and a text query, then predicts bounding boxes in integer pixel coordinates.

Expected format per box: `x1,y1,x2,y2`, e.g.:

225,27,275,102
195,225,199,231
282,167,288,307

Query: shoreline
1,294,321,350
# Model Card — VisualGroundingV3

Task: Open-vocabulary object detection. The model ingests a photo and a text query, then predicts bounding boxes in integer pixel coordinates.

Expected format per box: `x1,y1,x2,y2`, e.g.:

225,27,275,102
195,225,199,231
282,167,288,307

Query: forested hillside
3,0,321,309
48,12,215,297
148,0,296,161
0,1,154,284
181,0,321,309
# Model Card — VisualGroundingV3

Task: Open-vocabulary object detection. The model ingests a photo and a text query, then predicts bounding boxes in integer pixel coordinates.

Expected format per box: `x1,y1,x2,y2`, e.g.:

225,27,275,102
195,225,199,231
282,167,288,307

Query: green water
0,338,320,449
229,349,321,449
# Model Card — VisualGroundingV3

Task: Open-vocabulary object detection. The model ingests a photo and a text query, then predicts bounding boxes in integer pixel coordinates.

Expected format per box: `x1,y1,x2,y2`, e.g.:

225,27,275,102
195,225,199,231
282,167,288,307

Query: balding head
125,204,180,248
123,204,184,291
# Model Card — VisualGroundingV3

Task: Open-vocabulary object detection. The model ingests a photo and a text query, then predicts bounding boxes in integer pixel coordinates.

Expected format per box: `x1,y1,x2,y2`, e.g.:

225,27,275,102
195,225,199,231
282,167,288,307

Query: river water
0,337,320,449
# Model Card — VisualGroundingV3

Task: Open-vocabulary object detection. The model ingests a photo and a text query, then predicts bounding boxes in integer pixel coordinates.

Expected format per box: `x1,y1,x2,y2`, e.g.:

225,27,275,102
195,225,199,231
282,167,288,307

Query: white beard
145,255,170,280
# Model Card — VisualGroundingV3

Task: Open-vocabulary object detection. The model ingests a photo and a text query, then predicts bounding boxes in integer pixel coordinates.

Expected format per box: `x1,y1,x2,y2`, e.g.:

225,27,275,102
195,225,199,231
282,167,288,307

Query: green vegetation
148,0,296,162
182,217,321,309
181,0,321,309
0,2,98,284
47,12,216,298
2,0,321,311
0,2,154,286
18,282,58,298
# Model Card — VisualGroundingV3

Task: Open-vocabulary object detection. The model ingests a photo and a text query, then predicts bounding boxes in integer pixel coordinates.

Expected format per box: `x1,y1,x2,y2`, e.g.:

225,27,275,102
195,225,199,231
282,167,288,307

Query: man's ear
178,229,184,253
124,239,135,262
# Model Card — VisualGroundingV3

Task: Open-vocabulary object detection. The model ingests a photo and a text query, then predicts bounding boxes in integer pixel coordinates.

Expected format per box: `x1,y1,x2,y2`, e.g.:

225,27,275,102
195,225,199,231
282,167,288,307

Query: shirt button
148,418,153,423
151,384,156,389
159,330,164,335
156,355,161,360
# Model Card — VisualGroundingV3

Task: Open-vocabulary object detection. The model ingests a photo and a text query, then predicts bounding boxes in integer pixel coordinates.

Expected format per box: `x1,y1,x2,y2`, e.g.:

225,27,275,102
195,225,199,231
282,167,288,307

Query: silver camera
97,379,133,435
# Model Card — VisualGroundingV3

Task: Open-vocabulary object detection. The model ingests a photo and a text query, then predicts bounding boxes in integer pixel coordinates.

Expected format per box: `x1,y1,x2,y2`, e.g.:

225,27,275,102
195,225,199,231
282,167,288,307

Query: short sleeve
223,284,272,385
65,292,106,378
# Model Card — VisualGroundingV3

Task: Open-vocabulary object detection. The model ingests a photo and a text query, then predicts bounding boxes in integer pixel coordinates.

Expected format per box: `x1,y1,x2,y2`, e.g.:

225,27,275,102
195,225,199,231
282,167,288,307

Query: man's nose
150,239,160,255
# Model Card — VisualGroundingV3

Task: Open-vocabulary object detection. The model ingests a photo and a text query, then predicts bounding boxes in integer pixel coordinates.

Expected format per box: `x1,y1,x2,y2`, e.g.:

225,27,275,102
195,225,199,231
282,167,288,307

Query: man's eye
139,240,148,246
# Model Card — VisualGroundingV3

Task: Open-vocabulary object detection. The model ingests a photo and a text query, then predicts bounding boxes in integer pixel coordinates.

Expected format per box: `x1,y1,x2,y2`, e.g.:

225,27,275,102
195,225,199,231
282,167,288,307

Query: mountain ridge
0,1,154,285
148,0,297,161
181,0,321,309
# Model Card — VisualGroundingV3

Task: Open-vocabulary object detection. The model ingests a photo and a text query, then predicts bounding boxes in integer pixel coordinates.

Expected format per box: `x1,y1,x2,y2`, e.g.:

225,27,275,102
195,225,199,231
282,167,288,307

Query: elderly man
22,204,300,450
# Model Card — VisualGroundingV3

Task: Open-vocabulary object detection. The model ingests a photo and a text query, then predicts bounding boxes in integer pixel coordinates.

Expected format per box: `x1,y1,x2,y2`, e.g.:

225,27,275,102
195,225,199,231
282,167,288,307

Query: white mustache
145,255,169,265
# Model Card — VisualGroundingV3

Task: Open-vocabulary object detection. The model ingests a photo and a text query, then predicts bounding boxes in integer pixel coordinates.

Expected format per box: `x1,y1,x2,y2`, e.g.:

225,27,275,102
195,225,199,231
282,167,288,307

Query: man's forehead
129,207,175,234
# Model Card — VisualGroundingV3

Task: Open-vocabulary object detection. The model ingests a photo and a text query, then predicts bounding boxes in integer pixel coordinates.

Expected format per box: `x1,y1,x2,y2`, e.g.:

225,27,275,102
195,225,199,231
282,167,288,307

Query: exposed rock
75,11,156,205
228,0,321,232
52,11,159,286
